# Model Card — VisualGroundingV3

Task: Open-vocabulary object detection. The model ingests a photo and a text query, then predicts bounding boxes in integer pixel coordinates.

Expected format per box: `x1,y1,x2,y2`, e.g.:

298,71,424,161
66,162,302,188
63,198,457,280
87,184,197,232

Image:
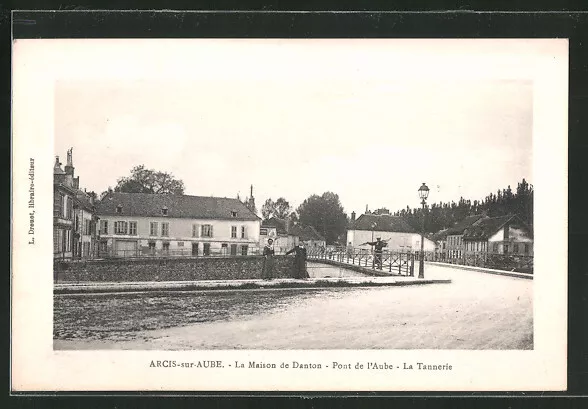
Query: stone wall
54,256,296,282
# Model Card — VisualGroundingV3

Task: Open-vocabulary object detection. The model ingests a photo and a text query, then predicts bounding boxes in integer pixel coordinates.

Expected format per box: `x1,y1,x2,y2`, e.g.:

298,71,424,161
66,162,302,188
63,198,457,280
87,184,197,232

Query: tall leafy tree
261,198,275,220
261,197,292,220
114,165,185,194
274,198,292,219
297,192,347,245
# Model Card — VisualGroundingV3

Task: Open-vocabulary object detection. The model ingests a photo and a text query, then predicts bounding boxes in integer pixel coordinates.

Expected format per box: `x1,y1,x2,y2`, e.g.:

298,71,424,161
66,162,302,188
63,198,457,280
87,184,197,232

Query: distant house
443,214,484,261
96,192,261,257
291,224,326,249
259,217,298,254
463,214,533,256
74,190,100,259
346,212,435,252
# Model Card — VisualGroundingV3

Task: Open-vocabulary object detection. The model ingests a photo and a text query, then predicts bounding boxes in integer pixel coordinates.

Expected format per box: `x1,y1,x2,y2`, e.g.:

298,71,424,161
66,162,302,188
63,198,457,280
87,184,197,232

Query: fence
307,247,534,275
426,251,533,273
307,247,415,276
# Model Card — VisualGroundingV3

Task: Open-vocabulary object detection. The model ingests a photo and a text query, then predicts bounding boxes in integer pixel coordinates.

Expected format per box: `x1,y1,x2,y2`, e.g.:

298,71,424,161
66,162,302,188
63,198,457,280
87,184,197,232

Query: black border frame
6,6,588,406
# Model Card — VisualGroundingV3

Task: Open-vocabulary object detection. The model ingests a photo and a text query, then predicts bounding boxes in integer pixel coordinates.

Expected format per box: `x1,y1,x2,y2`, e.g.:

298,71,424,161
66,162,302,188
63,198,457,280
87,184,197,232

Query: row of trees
393,179,534,233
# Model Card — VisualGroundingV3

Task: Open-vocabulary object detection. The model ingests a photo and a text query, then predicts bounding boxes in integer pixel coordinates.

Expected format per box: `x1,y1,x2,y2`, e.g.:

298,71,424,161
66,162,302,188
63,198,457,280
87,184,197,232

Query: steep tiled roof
445,214,484,236
463,214,524,240
96,192,260,221
431,228,449,242
262,217,288,234
350,214,417,233
261,218,325,240
291,224,326,241
75,190,95,212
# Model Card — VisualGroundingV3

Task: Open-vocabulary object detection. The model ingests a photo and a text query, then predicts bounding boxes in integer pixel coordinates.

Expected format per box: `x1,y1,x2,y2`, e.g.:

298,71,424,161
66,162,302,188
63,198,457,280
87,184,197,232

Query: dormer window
231,211,237,217
116,205,122,214
162,207,168,216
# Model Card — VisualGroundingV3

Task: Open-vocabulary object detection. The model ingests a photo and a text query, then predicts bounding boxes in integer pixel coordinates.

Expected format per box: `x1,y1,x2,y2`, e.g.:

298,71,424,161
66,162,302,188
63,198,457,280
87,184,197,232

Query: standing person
262,238,275,280
286,240,309,279
364,237,388,270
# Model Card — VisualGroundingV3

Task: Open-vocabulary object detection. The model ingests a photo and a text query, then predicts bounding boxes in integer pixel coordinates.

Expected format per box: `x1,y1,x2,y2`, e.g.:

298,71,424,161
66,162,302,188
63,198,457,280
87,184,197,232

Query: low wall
426,262,533,280
54,256,296,282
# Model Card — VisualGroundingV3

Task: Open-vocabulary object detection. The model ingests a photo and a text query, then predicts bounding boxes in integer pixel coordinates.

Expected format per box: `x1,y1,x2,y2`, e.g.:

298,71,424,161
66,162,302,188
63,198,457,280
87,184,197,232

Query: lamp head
418,182,430,201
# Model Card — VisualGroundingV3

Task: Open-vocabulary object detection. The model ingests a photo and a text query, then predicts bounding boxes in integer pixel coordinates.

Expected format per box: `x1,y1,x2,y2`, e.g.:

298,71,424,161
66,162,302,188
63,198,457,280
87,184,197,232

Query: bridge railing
307,247,415,276
308,247,533,275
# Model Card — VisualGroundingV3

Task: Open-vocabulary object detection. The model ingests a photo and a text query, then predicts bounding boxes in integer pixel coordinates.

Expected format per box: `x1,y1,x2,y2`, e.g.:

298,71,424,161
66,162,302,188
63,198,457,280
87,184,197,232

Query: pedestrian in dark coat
262,238,275,280
286,241,309,279
364,237,388,270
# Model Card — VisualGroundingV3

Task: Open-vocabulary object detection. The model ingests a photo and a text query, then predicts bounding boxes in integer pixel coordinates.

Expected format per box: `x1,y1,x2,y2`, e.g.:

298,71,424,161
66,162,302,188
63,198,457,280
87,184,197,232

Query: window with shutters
150,222,158,236
202,224,213,238
114,221,128,235
54,193,64,217
129,221,137,236
192,224,199,237
161,222,169,237
100,220,108,235
66,197,73,219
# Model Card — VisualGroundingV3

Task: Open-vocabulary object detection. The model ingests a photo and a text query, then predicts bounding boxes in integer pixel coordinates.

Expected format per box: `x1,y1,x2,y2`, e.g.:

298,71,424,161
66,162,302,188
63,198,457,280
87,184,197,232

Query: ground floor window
203,243,211,255
162,242,170,252
241,245,248,255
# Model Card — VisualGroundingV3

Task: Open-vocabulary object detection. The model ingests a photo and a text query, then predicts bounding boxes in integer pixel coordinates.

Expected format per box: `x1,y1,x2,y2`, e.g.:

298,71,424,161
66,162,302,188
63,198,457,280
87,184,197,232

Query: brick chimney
351,211,356,222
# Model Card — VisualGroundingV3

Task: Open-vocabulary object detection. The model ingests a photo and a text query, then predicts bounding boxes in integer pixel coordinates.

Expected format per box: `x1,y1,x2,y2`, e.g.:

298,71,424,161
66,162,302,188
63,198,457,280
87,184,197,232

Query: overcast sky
54,41,533,216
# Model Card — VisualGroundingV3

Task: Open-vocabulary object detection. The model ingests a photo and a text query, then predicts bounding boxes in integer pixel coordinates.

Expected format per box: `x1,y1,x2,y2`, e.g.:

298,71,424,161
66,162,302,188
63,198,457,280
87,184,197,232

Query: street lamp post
418,182,430,279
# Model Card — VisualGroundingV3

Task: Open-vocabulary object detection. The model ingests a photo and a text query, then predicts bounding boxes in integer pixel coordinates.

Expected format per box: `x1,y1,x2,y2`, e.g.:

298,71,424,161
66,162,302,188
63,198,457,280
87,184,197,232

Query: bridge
307,247,416,276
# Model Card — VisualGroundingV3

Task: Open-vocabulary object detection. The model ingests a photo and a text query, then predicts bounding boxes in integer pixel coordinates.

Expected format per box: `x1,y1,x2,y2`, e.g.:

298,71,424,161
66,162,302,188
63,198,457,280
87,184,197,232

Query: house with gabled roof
346,212,435,252
291,224,326,249
96,192,261,257
442,214,485,260
463,214,533,256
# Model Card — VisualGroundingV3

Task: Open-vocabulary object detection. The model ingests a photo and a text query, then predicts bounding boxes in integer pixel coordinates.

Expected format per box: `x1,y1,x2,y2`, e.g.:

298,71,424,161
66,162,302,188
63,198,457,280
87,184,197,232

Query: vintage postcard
12,38,567,391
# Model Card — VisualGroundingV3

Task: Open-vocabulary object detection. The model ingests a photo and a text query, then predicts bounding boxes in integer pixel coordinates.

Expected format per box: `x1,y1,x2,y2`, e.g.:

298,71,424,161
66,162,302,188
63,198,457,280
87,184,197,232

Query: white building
346,212,436,252
96,192,261,257
259,217,297,254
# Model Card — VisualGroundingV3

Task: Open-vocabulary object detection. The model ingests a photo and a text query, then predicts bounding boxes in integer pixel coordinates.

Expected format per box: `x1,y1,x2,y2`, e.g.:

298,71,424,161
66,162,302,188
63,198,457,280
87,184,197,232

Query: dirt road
54,263,532,350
